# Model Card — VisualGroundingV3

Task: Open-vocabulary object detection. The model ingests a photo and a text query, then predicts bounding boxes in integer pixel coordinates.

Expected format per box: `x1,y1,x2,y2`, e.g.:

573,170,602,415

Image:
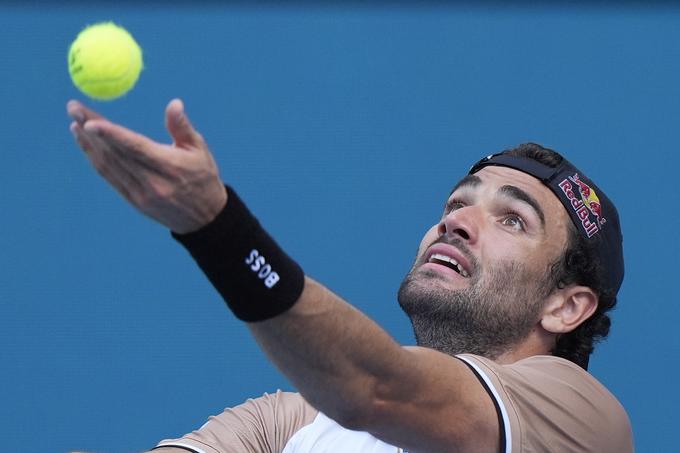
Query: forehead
469,166,549,195
457,166,570,228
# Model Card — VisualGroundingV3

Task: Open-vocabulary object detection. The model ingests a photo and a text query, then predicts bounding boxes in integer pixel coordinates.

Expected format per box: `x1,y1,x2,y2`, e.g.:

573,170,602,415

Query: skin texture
67,99,598,452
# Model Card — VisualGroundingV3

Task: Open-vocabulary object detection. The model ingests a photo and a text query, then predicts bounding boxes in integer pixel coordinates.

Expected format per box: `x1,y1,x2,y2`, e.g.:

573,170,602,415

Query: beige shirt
458,354,633,452
155,354,633,452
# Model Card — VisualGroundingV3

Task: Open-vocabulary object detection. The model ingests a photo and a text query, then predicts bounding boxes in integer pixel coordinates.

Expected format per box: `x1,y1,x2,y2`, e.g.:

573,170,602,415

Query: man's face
398,166,572,359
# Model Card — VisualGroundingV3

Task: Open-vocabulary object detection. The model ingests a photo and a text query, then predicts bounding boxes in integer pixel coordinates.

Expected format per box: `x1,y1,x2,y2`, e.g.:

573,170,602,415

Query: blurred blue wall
1,3,678,451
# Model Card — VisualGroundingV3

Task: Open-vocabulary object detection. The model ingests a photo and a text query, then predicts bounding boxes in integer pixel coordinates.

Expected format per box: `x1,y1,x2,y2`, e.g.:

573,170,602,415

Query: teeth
430,253,469,277
431,253,457,266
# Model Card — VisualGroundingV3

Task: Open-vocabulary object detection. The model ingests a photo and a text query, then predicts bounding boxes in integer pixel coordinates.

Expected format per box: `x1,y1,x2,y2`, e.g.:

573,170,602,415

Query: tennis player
68,98,633,452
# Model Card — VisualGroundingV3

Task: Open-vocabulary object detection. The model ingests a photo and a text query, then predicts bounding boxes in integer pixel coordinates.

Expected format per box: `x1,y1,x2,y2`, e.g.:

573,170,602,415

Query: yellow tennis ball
68,22,143,101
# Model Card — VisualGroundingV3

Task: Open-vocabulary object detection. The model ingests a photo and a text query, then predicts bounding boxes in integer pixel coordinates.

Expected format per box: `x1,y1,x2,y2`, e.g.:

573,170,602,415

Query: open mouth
428,253,470,278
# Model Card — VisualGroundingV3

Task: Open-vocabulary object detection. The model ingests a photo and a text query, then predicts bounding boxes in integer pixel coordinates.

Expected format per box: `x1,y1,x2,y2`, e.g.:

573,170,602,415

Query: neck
494,326,556,364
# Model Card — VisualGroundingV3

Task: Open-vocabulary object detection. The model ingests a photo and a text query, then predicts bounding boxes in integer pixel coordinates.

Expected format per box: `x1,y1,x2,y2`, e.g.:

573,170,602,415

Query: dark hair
503,143,617,369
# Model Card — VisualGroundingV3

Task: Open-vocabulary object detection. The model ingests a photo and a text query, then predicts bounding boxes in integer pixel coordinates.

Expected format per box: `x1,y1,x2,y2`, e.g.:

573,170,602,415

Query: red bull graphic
558,173,606,238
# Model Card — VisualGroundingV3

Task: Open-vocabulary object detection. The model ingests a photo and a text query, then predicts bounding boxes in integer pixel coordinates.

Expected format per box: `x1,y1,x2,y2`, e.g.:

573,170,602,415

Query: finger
67,99,106,126
83,119,170,169
165,98,205,149
78,124,149,195
84,120,178,188
70,121,95,154
70,122,143,201
71,121,136,194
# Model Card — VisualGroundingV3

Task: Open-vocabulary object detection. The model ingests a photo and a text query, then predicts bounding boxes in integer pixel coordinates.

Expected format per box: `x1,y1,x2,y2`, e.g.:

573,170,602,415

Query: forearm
170,186,431,433
248,276,414,428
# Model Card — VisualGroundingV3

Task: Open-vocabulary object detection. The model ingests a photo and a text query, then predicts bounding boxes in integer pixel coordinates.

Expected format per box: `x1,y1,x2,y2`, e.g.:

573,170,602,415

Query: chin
398,261,546,360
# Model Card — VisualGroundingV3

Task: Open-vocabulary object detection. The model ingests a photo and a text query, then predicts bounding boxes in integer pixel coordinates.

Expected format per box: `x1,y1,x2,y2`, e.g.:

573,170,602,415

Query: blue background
1,2,677,452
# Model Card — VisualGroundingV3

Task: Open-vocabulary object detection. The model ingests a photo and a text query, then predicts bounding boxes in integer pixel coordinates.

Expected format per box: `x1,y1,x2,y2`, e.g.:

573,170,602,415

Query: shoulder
457,354,633,453
155,390,319,453
244,389,316,419
463,354,623,411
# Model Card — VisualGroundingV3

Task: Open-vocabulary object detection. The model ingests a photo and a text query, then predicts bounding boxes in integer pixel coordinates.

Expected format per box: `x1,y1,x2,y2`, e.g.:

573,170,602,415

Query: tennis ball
68,22,143,101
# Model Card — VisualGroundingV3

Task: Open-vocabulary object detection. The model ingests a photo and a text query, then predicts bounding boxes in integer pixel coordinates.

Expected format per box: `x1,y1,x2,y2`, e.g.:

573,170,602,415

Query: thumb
165,98,204,148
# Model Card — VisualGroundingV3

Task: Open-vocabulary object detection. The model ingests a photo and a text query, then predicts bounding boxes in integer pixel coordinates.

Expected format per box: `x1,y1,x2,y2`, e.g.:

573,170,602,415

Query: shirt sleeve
153,390,318,453
457,354,634,453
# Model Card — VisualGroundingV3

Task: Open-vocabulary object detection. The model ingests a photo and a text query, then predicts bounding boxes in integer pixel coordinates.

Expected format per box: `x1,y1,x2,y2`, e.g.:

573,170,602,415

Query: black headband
469,153,624,296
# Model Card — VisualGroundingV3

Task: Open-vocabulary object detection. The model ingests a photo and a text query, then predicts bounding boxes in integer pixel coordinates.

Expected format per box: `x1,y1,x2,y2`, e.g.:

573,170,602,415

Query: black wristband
171,185,305,322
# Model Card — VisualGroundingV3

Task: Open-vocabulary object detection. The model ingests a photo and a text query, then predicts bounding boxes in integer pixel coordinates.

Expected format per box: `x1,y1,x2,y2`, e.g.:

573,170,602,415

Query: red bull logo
558,173,606,238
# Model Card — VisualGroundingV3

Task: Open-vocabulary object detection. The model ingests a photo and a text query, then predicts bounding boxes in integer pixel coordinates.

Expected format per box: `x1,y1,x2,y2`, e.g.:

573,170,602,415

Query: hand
67,99,228,234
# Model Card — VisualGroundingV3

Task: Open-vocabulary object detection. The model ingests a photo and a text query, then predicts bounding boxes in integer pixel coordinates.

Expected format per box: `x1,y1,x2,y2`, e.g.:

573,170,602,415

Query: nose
437,206,480,244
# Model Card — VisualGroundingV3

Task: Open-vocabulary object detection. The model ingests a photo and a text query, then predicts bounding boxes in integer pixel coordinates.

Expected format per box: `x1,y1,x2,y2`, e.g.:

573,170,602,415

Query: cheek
484,241,554,278
477,234,537,273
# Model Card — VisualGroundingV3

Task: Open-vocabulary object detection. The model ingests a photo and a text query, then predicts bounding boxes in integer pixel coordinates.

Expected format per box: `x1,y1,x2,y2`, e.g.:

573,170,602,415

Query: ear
540,285,598,334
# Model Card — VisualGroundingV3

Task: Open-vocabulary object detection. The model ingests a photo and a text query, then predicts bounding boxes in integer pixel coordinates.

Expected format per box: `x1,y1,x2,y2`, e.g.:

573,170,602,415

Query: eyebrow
449,175,481,195
498,185,546,227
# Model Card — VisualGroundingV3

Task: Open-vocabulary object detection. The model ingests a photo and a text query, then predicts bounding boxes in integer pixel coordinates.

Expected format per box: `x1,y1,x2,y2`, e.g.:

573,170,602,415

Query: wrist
170,184,228,235
172,185,305,321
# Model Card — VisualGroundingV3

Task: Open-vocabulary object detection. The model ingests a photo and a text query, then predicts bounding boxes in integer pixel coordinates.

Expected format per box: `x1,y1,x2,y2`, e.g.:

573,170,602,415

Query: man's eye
445,200,466,213
501,214,525,231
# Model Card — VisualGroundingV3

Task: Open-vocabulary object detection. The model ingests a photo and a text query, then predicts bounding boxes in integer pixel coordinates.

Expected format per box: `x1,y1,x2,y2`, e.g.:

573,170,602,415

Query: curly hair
503,143,618,369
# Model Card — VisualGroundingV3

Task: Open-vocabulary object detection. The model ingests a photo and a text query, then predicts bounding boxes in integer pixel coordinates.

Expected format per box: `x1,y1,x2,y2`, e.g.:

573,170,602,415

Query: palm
67,99,227,233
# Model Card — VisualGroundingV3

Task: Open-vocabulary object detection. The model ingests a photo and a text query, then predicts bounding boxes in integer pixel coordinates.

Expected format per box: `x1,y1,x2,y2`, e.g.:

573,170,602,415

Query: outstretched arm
250,277,499,452
67,100,499,452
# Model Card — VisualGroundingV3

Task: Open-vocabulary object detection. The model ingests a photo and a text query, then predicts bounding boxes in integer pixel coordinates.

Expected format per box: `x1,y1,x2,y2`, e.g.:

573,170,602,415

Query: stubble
398,253,551,360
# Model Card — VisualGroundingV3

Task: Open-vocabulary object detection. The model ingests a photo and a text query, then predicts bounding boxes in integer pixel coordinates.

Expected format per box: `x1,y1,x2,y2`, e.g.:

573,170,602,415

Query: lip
423,243,473,278
420,262,469,281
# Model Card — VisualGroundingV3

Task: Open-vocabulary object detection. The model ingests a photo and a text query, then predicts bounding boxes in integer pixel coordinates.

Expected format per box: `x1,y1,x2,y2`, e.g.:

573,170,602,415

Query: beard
398,241,553,360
